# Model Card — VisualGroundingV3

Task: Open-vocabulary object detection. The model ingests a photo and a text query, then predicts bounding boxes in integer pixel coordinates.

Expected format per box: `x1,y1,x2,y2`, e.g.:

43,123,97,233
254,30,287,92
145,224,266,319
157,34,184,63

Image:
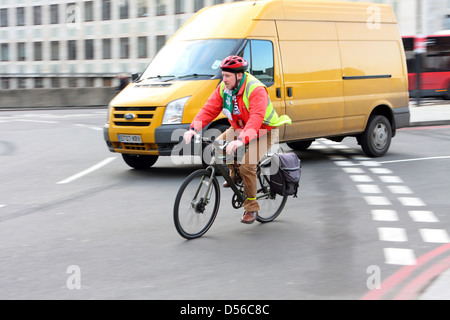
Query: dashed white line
408,210,439,223
364,196,392,206
356,184,382,194
398,197,426,207
325,139,449,266
384,248,416,265
371,209,399,221
350,175,374,182
387,185,413,194
56,157,117,184
419,229,450,243
378,227,408,242
379,176,403,183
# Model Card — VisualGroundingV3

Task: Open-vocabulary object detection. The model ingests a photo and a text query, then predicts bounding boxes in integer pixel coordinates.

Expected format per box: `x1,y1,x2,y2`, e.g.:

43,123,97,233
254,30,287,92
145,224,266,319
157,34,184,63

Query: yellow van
104,0,410,169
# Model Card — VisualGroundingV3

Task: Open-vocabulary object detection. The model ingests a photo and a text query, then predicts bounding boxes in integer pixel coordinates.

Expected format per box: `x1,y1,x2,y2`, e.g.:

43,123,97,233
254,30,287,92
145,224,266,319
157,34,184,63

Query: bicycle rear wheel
174,169,220,239
256,172,288,223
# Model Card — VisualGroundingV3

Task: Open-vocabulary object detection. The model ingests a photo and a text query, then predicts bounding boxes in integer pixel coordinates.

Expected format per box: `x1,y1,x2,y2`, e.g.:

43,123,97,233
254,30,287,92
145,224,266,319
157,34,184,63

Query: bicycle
173,136,288,239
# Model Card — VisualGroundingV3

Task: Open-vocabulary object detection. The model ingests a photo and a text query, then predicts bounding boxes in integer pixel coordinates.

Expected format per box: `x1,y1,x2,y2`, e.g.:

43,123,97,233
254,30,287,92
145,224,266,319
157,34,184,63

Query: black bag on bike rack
269,153,301,197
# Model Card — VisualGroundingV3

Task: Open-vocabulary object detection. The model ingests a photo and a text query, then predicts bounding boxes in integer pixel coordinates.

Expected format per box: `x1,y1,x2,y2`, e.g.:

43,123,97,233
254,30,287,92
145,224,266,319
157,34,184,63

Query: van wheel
287,140,313,151
122,154,158,169
358,115,392,157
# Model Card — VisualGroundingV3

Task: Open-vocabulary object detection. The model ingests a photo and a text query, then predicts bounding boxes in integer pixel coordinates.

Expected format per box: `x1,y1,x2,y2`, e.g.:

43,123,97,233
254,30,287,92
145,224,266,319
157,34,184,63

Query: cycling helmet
220,55,248,73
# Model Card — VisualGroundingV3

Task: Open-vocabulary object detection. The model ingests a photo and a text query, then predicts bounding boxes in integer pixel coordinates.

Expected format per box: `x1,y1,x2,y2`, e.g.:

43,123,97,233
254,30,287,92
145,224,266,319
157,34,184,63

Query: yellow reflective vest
220,73,292,127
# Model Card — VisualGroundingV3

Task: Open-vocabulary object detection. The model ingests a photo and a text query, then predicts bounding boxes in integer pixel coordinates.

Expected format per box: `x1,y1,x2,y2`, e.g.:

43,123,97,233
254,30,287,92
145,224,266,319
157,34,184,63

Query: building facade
0,0,449,94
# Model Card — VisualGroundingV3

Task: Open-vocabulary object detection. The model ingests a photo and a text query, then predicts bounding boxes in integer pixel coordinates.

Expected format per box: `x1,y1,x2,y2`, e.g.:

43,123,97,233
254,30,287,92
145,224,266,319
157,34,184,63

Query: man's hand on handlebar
226,139,244,155
183,130,197,144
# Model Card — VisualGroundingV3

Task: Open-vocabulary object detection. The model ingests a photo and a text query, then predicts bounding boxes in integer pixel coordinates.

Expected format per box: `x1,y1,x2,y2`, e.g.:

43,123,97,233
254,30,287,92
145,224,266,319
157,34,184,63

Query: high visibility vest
220,73,291,127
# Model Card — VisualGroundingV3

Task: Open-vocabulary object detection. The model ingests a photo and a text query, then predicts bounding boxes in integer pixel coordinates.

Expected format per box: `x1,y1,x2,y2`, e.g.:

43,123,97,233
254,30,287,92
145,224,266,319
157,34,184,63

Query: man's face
222,71,243,90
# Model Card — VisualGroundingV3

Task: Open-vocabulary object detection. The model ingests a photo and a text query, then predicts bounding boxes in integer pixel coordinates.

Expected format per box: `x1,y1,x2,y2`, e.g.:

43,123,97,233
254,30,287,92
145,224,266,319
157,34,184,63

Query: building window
33,6,42,25
1,43,8,61
194,0,204,12
51,41,59,60
50,4,59,24
68,40,77,60
17,42,26,61
120,0,129,19
138,36,148,58
1,78,10,90
18,78,27,89
156,35,166,53
85,1,94,21
86,78,95,87
175,0,185,14
51,78,60,88
120,38,129,59
69,78,78,88
1,8,8,27
102,39,112,59
85,39,94,60
16,7,25,26
137,0,148,17
34,78,44,89
156,0,166,16
34,42,42,61
102,0,111,20
103,78,113,87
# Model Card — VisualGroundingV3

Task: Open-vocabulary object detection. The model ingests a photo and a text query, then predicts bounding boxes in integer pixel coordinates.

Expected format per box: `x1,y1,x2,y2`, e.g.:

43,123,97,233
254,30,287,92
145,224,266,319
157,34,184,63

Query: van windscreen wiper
176,74,215,79
137,75,176,82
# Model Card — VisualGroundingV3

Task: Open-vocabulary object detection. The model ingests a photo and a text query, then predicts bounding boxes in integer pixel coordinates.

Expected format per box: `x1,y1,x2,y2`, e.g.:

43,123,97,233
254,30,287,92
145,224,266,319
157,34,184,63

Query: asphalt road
0,108,449,301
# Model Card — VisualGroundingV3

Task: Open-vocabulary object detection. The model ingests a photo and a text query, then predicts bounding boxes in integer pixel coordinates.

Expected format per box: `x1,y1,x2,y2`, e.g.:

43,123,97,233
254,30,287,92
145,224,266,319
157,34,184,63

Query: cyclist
183,55,291,224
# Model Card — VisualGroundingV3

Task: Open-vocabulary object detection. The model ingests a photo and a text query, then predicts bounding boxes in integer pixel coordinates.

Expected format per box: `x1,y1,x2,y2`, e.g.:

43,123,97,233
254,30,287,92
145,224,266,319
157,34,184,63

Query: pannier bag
269,153,301,197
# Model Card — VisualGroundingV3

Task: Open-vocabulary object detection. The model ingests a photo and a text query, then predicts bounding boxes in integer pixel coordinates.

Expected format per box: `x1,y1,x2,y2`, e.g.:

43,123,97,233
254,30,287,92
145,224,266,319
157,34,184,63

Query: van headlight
162,96,190,124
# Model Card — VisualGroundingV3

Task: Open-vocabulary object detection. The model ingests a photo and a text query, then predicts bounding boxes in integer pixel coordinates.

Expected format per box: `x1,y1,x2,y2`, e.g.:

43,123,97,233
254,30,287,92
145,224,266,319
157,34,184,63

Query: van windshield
140,39,239,81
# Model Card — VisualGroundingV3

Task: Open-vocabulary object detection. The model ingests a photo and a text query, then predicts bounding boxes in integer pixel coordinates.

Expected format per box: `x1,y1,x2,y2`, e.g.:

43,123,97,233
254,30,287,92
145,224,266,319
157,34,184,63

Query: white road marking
356,184,382,194
371,209,399,221
384,248,416,265
378,156,450,164
56,157,117,184
408,210,439,223
419,229,450,243
378,227,408,242
398,197,426,207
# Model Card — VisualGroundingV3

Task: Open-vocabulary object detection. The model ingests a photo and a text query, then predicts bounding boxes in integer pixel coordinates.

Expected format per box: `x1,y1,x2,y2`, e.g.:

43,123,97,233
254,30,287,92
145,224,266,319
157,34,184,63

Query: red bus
402,34,450,99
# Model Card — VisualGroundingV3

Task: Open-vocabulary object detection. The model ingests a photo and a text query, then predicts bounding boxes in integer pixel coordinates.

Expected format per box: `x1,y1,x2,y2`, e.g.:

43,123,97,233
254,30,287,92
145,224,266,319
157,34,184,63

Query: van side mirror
131,73,140,82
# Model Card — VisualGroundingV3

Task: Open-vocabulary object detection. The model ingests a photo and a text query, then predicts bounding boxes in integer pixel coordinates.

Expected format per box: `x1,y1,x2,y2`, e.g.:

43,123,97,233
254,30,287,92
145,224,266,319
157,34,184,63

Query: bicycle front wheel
174,169,220,239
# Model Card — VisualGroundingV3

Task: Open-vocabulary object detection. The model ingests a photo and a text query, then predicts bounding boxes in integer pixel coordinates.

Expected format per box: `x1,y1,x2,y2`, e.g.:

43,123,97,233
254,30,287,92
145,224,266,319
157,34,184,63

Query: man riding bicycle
183,55,291,224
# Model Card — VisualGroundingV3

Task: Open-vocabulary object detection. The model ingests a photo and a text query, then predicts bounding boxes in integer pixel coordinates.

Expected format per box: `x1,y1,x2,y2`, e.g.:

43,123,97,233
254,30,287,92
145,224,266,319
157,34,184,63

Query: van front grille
112,106,158,127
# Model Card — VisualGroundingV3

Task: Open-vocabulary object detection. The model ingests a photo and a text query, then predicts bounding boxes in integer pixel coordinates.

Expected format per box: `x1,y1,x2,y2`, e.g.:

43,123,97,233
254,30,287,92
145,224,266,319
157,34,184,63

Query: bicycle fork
191,167,217,214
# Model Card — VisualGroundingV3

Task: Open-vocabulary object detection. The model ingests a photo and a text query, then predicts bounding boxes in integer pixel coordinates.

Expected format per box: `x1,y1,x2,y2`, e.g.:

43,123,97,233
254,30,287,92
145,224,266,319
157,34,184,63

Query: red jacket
190,78,273,144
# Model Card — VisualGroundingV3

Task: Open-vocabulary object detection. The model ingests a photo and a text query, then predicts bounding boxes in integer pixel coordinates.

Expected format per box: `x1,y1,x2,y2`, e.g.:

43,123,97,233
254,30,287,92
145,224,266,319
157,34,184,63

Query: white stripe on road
56,157,117,184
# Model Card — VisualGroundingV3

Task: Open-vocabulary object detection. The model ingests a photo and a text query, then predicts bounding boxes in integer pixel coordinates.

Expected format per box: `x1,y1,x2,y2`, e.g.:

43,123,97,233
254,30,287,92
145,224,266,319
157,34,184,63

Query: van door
276,21,345,141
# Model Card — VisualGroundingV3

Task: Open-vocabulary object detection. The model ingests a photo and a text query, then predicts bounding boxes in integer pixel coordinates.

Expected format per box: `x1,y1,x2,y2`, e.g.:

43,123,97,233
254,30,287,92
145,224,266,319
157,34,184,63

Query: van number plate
118,134,142,143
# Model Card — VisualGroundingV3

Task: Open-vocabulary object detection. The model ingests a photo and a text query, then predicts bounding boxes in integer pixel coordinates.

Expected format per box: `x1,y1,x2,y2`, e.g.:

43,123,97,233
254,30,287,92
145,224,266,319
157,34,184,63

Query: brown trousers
217,128,278,212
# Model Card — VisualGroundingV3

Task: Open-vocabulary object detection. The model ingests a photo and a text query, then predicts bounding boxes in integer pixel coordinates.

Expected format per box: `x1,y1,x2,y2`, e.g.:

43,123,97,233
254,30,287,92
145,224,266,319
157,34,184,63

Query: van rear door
276,21,345,141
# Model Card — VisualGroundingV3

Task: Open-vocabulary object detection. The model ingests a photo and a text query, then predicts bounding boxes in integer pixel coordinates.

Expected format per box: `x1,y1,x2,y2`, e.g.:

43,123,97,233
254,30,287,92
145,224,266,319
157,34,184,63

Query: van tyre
122,154,158,169
287,140,313,151
359,115,392,157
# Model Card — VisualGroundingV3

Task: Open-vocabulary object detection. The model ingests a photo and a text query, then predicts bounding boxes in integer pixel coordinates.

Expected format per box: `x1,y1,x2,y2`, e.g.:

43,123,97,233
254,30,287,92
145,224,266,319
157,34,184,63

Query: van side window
241,40,274,86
